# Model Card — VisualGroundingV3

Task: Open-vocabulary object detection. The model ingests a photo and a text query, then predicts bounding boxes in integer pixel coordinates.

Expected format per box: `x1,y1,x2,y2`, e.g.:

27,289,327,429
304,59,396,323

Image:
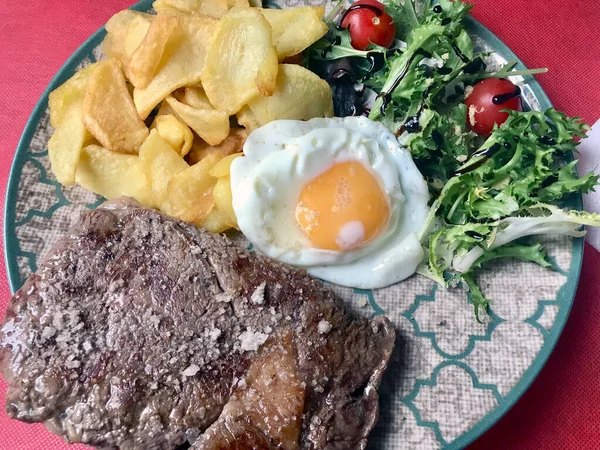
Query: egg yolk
295,161,390,251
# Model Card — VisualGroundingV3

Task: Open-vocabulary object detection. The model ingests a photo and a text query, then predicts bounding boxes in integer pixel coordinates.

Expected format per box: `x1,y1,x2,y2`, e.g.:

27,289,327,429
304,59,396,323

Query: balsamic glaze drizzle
321,36,342,58
465,230,485,240
454,143,502,175
492,86,521,105
538,135,556,146
462,57,485,74
378,49,432,115
451,42,469,63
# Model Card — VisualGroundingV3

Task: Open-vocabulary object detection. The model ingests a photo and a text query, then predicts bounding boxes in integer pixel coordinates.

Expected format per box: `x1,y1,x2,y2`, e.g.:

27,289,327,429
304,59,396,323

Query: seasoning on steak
0,198,395,450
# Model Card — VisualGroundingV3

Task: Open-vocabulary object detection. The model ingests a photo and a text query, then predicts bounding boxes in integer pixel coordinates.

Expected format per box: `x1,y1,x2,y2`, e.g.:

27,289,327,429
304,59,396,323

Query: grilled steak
0,198,394,450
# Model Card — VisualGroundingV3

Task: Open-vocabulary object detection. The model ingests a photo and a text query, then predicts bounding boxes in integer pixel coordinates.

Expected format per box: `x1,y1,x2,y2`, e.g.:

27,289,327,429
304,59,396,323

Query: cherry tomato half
465,78,523,135
340,0,396,51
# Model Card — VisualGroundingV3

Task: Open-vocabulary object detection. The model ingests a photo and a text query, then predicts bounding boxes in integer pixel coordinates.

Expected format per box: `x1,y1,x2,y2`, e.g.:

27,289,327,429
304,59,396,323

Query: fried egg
230,116,430,289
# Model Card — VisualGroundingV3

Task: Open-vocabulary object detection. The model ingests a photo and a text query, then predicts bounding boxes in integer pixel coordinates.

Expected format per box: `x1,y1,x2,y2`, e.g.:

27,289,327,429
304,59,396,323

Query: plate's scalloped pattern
3,1,584,449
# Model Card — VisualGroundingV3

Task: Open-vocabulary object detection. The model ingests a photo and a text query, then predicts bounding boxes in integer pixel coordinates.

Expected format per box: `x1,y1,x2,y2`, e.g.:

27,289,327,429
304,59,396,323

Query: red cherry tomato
340,0,396,51
465,78,523,135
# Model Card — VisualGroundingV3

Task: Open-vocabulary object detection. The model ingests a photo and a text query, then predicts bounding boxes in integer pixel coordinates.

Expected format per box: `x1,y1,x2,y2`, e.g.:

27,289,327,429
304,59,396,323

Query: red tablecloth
0,1,598,449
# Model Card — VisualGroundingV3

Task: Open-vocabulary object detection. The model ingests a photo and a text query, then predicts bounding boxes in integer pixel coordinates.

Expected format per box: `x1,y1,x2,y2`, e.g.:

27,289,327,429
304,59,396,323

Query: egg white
230,116,430,289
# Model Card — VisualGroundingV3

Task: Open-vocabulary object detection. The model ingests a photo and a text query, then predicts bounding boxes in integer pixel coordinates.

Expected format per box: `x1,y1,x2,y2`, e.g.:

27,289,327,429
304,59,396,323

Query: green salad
308,0,600,319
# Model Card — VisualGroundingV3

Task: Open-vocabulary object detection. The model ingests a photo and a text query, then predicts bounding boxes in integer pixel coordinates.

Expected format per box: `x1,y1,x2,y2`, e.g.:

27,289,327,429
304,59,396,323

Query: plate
3,1,583,449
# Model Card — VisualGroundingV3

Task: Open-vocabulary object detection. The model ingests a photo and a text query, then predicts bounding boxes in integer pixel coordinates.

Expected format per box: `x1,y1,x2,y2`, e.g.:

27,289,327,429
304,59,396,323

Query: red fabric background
0,0,598,448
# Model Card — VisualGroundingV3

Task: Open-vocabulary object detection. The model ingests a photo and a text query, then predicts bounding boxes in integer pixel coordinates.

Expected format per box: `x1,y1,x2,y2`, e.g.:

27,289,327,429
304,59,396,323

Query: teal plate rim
3,2,584,448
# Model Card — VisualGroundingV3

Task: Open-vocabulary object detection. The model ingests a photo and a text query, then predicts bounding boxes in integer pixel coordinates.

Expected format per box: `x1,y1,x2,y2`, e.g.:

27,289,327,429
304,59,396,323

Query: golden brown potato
201,7,278,114
75,144,152,205
202,207,235,233
227,0,250,7
82,60,149,154
186,128,248,165
48,63,96,128
212,175,238,227
178,86,214,110
153,0,229,19
165,95,229,146
260,7,327,60
248,64,333,126
208,153,242,178
134,15,218,119
139,129,190,209
48,64,99,185
236,106,261,132
48,104,91,186
154,114,194,157
127,15,178,89
166,153,220,224
103,10,154,67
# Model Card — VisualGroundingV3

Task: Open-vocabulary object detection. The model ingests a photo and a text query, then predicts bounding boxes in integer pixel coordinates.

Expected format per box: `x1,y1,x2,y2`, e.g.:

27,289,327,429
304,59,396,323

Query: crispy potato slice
134,15,218,119
75,144,152,204
154,114,194,157
139,129,190,209
157,100,175,116
165,95,229,146
248,64,333,126
201,7,278,114
208,153,243,178
48,64,100,185
153,0,229,19
227,0,249,7
48,103,91,186
82,60,149,154
260,7,327,60
213,176,238,227
103,10,154,66
186,128,248,164
128,15,178,89
236,106,261,132
166,153,220,223
202,208,234,233
48,63,96,128
178,86,214,110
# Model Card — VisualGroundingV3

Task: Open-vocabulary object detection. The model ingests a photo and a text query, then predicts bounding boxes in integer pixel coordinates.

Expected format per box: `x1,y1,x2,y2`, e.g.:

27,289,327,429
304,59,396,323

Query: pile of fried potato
48,0,333,233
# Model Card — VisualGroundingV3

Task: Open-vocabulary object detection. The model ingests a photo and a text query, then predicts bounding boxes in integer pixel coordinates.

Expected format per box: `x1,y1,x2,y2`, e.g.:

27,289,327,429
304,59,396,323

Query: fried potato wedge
103,10,154,67
186,128,248,165
202,207,235,233
139,129,190,209
201,7,278,114
153,0,229,19
227,0,250,7
213,176,238,227
48,63,96,128
208,153,243,178
48,103,91,186
128,15,178,89
236,106,261,132
75,144,152,204
248,64,333,126
166,95,229,146
178,86,214,110
154,114,194,157
260,7,327,60
166,153,220,223
82,60,149,154
134,15,218,119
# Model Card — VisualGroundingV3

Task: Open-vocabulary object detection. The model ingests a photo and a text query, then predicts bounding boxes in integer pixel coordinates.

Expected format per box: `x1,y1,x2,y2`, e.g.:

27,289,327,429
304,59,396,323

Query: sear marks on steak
0,198,395,450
